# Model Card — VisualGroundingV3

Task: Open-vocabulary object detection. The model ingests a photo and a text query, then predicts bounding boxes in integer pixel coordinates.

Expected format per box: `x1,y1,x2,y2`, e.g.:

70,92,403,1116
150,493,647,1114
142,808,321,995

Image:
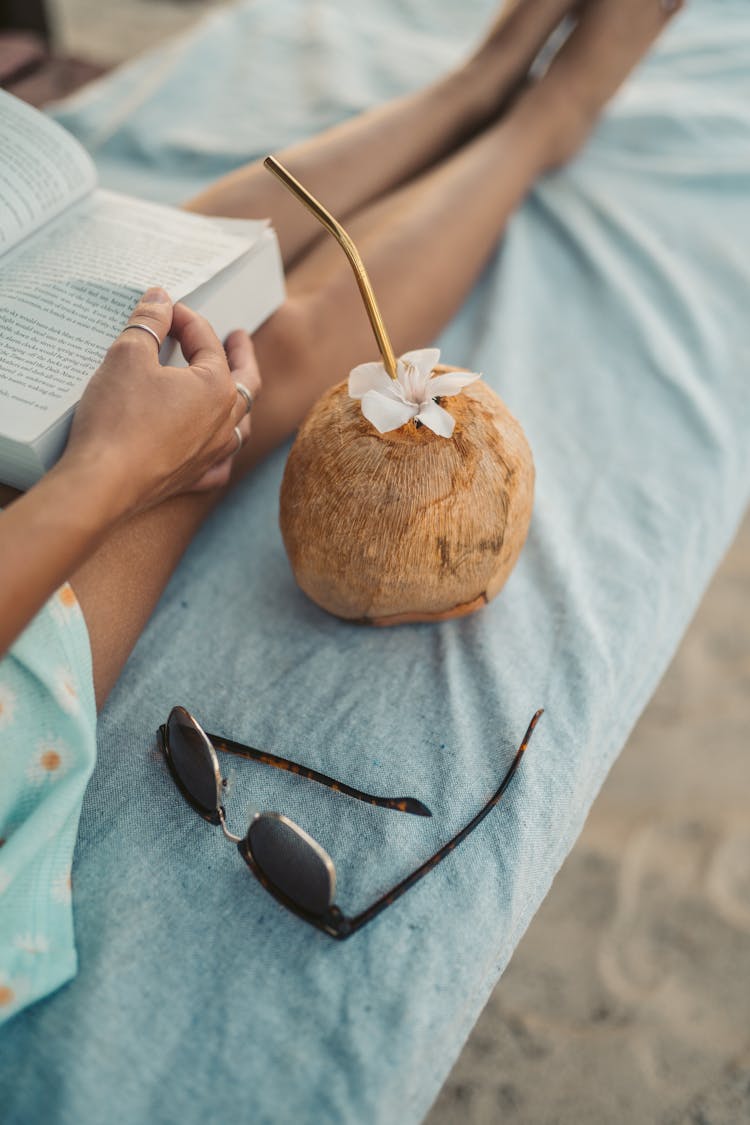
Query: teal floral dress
0,583,96,1026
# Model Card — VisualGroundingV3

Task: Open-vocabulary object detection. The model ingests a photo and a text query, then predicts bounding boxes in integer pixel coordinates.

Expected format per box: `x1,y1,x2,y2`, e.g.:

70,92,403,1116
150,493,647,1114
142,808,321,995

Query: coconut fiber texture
280,376,534,623
1,1,748,1122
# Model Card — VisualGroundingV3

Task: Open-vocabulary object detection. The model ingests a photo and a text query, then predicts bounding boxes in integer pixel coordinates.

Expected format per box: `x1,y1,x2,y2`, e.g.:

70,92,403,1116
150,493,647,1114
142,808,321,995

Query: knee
252,293,345,422
253,296,318,387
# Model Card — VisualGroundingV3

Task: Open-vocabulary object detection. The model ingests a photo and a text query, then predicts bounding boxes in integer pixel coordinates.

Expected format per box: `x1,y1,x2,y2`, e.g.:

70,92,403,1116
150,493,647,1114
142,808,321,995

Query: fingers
233,413,252,446
226,329,262,425
191,455,235,493
117,287,173,354
186,328,261,492
222,331,258,457
171,302,226,372
195,418,248,492
170,315,259,473
225,329,261,393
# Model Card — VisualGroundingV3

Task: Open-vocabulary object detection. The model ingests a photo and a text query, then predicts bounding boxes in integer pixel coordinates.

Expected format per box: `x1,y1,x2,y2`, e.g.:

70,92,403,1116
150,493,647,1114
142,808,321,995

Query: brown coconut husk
280,366,534,624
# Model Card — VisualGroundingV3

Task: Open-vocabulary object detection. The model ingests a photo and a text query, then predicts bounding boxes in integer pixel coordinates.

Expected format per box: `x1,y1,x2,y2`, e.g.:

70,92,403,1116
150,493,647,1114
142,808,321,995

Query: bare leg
186,0,577,265
240,0,683,453
68,0,682,708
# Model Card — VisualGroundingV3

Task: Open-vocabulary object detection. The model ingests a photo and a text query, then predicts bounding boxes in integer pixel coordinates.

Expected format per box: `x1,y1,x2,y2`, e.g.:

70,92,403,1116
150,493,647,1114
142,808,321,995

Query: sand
42,4,750,1119
428,512,750,1125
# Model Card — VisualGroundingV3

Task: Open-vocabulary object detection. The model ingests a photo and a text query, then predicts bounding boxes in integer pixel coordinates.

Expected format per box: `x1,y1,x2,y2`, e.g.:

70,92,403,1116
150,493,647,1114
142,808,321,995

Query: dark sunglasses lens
248,815,334,917
166,708,218,812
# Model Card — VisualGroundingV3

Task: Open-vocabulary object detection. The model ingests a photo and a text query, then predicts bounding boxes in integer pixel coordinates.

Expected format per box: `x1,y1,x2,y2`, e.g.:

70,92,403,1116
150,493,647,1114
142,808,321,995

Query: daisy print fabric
0,583,96,1027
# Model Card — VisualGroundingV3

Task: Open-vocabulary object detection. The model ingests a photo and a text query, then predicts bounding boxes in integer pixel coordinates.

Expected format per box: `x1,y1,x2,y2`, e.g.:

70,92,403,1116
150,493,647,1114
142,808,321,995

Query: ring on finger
232,425,244,456
236,382,253,415
121,322,162,349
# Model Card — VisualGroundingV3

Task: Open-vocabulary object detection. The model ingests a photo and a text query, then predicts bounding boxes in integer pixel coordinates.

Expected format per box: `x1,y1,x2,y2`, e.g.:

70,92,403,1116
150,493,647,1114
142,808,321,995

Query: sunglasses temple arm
204,731,431,817
342,710,543,937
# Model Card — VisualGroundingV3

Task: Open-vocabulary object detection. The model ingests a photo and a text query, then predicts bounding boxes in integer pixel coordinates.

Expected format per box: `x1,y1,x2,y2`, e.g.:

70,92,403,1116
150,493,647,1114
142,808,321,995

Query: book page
0,189,261,442
0,90,97,255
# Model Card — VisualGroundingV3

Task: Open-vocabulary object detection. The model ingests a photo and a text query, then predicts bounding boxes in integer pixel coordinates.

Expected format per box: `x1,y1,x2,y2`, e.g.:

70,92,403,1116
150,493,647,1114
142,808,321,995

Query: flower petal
361,390,416,433
427,370,481,398
417,399,455,438
348,362,398,400
394,362,425,406
399,347,441,379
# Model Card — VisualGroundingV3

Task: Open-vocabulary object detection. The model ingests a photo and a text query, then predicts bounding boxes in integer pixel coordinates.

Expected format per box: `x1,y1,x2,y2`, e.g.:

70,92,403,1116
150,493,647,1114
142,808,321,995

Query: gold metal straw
264,156,398,379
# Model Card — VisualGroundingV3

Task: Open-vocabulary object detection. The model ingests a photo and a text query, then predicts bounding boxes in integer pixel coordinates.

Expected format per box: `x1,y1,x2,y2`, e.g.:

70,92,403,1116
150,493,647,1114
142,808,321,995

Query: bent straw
264,156,398,380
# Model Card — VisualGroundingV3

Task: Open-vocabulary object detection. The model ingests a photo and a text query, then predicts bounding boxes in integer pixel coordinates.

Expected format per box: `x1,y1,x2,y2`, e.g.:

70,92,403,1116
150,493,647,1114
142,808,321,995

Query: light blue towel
2,1,749,1122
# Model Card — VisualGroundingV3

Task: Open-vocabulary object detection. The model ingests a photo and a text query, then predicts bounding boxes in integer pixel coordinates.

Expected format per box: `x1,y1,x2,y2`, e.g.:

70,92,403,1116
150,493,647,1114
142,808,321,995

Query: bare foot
519,0,685,168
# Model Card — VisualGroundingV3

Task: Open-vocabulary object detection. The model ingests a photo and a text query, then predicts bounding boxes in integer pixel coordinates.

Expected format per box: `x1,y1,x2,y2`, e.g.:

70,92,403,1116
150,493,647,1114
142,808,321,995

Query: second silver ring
232,425,244,455
236,382,253,415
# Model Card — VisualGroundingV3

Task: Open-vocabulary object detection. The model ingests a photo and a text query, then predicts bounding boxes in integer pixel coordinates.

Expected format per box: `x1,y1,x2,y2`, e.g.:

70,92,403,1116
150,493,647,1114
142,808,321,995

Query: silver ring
235,382,253,415
121,322,162,349
232,425,244,455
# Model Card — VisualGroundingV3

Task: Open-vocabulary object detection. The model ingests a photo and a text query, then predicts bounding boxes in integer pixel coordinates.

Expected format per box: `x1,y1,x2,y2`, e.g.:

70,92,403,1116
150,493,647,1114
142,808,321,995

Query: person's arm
0,458,130,657
0,287,260,657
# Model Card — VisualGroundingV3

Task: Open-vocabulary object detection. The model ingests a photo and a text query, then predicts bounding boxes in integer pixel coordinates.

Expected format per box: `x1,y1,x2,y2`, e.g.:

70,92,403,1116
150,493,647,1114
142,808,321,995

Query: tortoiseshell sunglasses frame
158,707,543,940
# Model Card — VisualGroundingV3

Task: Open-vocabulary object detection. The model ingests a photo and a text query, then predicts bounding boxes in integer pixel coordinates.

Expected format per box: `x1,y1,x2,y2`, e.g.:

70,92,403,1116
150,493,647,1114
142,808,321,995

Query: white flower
53,666,80,715
0,682,16,730
348,348,480,438
13,933,50,955
50,584,79,627
0,972,29,1013
51,869,73,904
26,737,72,785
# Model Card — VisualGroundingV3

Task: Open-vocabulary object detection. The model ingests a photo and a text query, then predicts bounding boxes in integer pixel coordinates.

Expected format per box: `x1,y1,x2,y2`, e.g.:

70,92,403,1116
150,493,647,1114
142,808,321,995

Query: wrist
50,446,134,532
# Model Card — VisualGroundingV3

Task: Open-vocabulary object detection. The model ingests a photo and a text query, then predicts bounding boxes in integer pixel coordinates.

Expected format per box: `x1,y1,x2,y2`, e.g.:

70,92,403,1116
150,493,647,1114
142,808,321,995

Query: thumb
120,287,174,352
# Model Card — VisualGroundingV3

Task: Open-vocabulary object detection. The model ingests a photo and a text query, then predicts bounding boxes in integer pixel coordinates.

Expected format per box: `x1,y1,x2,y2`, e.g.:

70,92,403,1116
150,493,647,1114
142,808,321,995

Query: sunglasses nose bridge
217,806,242,844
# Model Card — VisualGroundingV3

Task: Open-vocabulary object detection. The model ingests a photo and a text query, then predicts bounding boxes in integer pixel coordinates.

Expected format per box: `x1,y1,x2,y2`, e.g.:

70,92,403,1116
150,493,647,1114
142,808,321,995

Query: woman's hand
0,289,261,658
62,288,261,520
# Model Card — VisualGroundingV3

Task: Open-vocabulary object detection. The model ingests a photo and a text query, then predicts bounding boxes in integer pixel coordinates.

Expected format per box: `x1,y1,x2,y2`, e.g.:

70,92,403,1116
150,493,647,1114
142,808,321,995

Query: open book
0,90,285,489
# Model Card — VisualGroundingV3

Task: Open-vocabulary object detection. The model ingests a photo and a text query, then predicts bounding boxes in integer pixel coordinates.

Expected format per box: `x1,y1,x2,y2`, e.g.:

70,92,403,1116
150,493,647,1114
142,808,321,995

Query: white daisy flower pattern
13,933,50,955
51,869,73,904
0,681,16,730
26,737,72,786
49,583,79,629
53,665,80,715
0,578,94,1026
0,972,29,1013
348,347,480,438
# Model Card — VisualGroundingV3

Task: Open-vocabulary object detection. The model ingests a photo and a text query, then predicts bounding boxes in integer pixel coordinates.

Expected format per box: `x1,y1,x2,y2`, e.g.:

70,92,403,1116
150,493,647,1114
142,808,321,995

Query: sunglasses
158,706,543,940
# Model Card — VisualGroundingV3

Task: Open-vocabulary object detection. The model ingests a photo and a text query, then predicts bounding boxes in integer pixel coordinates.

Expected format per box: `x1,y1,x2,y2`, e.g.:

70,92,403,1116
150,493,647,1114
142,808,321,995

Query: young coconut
266,158,534,625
